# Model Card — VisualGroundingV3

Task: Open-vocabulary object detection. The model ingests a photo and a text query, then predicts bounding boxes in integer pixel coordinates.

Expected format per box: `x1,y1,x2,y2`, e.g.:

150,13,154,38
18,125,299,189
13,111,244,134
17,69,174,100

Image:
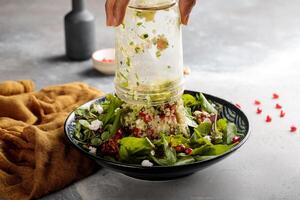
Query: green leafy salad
72,93,243,166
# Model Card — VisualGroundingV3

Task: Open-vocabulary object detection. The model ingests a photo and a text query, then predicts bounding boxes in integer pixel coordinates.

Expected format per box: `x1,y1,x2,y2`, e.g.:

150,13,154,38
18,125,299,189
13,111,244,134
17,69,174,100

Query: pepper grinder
64,0,96,60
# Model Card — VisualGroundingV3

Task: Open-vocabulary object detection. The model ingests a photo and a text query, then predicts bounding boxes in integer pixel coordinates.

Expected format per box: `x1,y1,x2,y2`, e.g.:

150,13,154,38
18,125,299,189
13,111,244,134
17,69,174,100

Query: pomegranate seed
232,136,241,144
290,126,297,133
275,103,282,109
185,148,193,155
159,114,165,119
143,114,152,123
114,129,124,140
235,103,241,109
133,128,142,137
139,111,146,118
273,93,279,99
256,107,262,114
175,144,186,152
266,115,272,123
254,100,261,105
280,110,285,118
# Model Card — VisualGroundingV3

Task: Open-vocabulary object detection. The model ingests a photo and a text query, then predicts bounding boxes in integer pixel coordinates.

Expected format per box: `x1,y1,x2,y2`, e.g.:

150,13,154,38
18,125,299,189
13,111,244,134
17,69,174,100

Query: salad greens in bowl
64,91,250,180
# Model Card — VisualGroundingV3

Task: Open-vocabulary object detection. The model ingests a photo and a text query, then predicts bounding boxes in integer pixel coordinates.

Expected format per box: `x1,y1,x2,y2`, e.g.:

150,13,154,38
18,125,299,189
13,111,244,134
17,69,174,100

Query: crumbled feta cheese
150,150,155,156
89,119,103,131
95,104,103,114
203,135,211,142
194,110,202,116
89,146,97,154
203,118,212,123
141,160,153,167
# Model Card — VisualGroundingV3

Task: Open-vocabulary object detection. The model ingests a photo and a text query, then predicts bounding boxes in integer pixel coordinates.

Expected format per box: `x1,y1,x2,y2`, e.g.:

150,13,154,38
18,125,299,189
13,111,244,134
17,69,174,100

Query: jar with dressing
114,0,184,105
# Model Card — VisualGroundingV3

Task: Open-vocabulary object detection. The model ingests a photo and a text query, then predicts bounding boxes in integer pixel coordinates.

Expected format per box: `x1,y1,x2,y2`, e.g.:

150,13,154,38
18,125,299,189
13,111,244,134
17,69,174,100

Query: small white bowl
92,48,116,75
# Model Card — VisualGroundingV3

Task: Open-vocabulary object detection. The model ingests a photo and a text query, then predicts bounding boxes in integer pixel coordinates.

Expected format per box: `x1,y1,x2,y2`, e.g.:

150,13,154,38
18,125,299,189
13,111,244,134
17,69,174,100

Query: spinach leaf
151,135,177,166
109,108,121,137
192,144,214,155
217,118,227,132
194,155,216,161
79,120,90,128
190,128,203,144
196,121,212,136
91,137,102,146
196,93,217,114
184,107,198,128
168,135,189,147
102,94,123,125
204,144,234,156
101,131,111,141
119,137,153,161
174,156,195,166
182,94,199,107
226,122,238,144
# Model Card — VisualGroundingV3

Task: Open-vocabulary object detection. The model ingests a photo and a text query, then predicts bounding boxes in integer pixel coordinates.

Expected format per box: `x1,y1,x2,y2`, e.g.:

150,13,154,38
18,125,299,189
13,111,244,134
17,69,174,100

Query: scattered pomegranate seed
256,107,262,114
280,110,285,118
290,126,297,133
265,115,272,123
232,136,241,144
254,100,261,105
185,148,193,155
275,103,282,109
272,93,279,99
235,103,241,109
175,144,186,152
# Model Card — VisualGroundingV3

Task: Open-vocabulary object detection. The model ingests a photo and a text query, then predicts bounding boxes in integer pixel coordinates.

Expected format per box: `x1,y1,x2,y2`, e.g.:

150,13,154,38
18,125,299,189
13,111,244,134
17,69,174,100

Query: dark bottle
64,0,96,60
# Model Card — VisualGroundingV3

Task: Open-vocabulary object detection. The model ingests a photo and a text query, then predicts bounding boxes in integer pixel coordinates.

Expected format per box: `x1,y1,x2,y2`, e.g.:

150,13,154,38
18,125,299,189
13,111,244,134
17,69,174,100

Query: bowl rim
64,90,251,169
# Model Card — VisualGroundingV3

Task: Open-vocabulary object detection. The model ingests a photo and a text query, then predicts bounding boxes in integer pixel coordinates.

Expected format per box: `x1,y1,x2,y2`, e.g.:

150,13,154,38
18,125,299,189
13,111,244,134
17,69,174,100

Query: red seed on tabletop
265,115,272,123
185,148,193,155
256,107,262,114
272,93,279,99
232,136,241,144
290,126,297,133
254,100,261,105
280,110,285,118
275,103,282,109
235,103,241,109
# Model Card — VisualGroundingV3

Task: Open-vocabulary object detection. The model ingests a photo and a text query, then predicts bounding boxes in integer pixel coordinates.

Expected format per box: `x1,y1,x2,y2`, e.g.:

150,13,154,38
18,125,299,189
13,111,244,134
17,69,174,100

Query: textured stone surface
1,0,300,199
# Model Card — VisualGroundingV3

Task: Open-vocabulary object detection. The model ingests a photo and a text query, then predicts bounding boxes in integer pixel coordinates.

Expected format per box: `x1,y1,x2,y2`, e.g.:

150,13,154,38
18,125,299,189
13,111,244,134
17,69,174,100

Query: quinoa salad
71,93,243,166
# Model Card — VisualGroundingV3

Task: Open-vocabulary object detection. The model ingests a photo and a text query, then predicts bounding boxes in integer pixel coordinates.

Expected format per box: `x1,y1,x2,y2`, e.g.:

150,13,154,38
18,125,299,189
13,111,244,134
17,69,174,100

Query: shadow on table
42,54,75,63
79,67,113,78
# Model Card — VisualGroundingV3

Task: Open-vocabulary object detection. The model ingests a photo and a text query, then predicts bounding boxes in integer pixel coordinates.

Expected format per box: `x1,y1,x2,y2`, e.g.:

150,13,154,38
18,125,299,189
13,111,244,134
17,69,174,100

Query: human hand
105,0,196,26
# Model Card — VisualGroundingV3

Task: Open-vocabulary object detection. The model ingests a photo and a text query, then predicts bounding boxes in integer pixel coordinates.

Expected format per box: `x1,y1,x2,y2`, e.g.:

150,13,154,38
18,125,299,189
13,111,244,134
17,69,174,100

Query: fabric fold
0,80,104,200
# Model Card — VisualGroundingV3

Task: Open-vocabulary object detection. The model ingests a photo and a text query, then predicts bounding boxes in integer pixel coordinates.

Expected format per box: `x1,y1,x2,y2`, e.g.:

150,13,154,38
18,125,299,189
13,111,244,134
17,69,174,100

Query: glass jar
114,0,184,105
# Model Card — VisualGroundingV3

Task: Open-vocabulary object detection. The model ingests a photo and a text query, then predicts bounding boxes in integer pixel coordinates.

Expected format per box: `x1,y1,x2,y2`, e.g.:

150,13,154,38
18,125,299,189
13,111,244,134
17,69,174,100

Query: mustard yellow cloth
0,80,104,200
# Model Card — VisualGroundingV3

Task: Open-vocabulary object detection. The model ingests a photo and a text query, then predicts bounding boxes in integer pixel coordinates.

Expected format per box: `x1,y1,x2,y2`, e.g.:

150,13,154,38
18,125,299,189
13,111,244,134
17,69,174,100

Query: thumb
114,0,130,26
179,0,196,25
105,0,117,26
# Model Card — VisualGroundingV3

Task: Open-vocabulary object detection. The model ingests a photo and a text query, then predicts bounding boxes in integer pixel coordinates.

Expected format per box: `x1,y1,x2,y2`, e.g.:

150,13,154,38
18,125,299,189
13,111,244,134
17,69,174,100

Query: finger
179,0,196,25
114,0,130,26
105,0,117,26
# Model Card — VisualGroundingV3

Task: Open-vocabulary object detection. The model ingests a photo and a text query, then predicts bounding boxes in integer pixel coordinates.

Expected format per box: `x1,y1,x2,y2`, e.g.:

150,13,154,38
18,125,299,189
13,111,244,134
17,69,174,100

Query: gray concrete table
1,0,300,199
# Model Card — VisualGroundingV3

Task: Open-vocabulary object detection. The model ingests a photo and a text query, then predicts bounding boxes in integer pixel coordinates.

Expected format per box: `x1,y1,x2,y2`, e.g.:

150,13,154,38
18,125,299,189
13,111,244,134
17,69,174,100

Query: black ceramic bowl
64,90,250,181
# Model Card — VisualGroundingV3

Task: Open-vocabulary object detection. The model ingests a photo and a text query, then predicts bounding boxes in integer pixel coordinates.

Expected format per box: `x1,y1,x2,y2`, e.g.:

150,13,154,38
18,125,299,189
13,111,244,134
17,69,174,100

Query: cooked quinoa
121,99,188,139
